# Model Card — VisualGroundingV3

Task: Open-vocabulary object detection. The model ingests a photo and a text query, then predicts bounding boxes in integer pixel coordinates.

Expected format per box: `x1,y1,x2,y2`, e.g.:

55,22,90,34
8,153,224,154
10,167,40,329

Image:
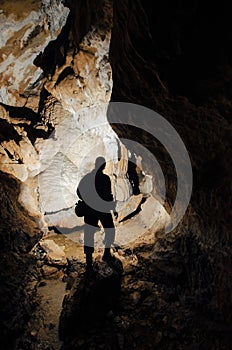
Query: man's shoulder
98,172,111,183
78,171,94,187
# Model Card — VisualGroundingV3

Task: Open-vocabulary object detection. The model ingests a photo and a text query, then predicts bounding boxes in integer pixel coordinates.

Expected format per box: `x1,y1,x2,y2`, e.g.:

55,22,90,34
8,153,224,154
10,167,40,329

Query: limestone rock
115,196,170,247
39,239,67,266
0,133,39,182
0,0,69,107
44,207,84,230
117,193,143,222
0,0,157,234
139,174,153,195
31,1,128,228
41,265,59,278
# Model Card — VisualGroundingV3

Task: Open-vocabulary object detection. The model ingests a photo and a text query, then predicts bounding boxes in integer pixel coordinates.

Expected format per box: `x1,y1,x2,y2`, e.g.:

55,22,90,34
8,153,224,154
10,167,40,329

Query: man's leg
100,213,115,261
84,224,95,269
84,213,98,269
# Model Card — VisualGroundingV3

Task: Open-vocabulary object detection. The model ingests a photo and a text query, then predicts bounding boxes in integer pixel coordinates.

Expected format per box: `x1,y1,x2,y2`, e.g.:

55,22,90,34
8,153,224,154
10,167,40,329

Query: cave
0,0,231,349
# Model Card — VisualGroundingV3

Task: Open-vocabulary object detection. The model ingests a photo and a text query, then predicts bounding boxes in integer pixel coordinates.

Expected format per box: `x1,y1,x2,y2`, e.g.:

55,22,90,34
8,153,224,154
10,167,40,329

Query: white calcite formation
0,0,170,241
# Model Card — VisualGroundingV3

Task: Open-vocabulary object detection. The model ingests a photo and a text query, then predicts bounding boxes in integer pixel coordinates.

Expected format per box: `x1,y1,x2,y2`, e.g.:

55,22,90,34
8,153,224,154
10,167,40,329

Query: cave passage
0,0,231,349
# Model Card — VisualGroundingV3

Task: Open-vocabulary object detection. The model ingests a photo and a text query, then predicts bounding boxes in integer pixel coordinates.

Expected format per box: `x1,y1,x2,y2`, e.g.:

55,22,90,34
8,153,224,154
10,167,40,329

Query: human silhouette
76,157,118,271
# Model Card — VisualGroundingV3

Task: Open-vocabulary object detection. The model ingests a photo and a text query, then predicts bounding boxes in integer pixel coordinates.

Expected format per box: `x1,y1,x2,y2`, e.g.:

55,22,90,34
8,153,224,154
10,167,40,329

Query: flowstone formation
0,0,168,237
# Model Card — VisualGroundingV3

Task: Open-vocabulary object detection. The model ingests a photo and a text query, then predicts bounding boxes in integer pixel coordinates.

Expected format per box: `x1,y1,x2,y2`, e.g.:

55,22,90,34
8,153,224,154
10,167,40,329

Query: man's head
95,156,106,172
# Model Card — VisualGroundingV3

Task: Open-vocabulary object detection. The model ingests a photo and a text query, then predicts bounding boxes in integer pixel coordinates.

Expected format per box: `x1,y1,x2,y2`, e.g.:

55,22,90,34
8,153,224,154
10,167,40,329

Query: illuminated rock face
0,0,70,107
0,0,165,231
0,0,115,230
32,1,121,228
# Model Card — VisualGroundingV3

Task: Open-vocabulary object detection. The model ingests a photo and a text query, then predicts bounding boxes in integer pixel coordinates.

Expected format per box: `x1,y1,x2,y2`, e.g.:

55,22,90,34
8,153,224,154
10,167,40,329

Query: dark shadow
135,235,215,306
33,0,99,79
119,196,147,223
59,233,230,349
0,103,38,121
0,100,54,145
48,225,85,234
0,119,22,145
127,153,141,195
125,234,232,349
108,120,177,208
55,67,75,87
59,257,123,341
0,171,42,349
33,14,72,78
37,87,50,115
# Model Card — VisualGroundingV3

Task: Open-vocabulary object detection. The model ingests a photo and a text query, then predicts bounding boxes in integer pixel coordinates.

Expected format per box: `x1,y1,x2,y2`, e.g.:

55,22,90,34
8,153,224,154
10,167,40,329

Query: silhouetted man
77,157,118,270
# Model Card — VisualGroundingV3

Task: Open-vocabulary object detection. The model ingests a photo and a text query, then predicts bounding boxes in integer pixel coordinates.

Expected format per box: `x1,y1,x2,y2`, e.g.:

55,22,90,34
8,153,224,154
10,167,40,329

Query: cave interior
0,0,231,349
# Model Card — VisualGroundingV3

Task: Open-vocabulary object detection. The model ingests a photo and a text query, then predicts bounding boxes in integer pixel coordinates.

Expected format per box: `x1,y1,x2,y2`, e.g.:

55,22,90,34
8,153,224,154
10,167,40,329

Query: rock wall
0,171,41,348
0,0,69,107
109,0,232,318
0,0,158,232
0,2,169,346
110,0,231,244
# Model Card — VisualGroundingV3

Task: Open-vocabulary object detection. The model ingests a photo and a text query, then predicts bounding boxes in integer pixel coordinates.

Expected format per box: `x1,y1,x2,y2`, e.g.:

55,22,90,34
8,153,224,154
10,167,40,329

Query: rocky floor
13,226,232,350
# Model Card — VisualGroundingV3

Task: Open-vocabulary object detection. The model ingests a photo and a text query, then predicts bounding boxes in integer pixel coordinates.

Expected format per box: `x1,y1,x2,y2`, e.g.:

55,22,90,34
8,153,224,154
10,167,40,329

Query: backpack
75,200,86,217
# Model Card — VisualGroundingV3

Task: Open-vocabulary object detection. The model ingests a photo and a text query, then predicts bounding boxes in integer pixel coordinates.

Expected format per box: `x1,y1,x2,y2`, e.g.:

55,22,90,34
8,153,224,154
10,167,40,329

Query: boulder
39,239,67,266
